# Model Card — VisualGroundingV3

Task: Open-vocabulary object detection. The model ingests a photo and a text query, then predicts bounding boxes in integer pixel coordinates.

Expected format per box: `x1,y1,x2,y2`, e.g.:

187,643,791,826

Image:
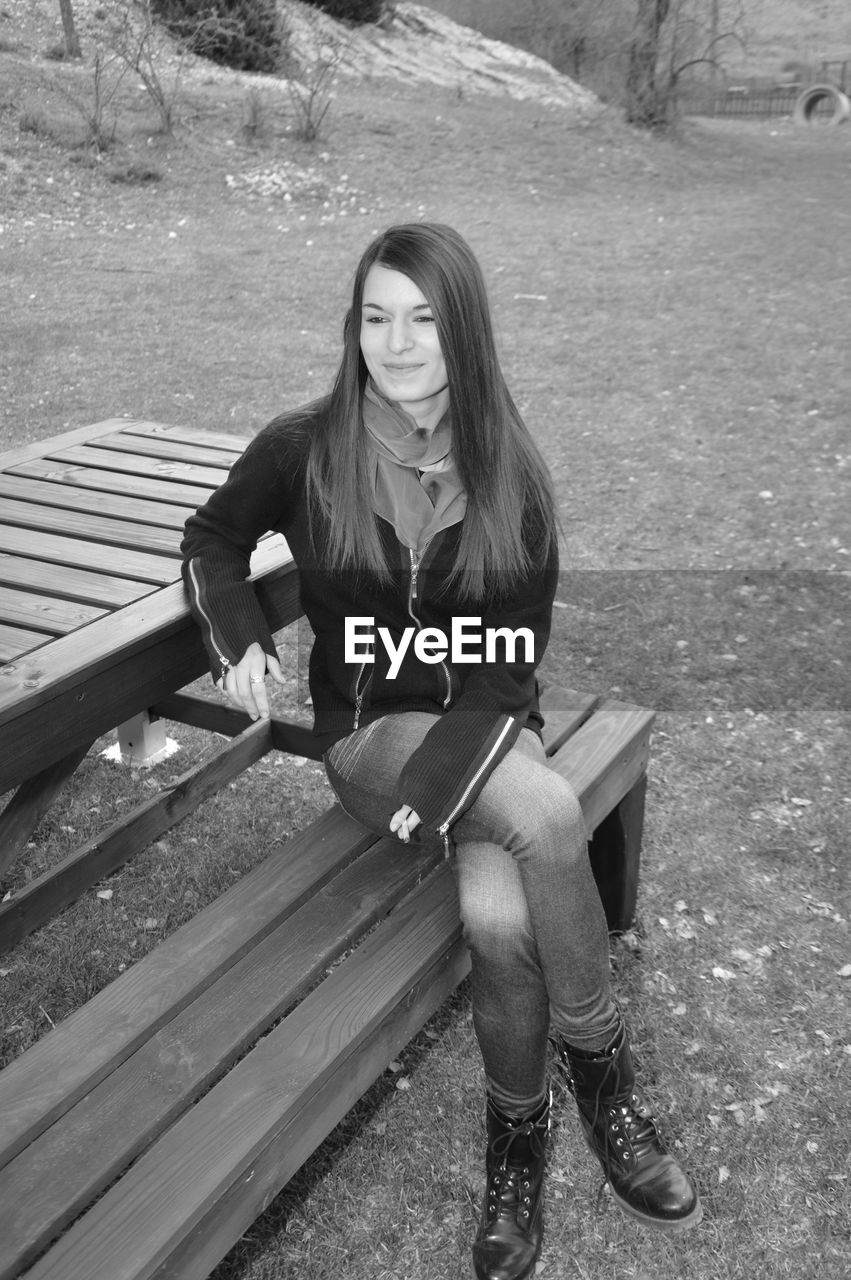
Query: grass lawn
1,17,850,1280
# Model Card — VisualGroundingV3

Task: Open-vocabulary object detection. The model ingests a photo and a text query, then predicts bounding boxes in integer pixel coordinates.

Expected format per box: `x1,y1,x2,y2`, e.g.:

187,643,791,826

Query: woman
181,223,701,1279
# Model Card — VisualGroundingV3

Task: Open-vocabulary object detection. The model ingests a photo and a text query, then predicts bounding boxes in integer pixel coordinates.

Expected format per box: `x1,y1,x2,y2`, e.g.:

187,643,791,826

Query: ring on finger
249,675,265,684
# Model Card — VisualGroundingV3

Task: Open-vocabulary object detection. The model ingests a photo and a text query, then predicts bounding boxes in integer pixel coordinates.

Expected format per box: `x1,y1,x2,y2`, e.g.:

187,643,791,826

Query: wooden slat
0,837,443,1279
0,474,195,530
0,419,134,470
0,717,273,955
0,805,376,1169
45,445,230,488
549,698,655,835
540,685,599,755
0,538,292,725
19,866,467,1280
0,554,155,610
0,543,298,797
0,743,93,880
118,422,251,453
152,693,321,760
0,496,184,555
92,431,242,468
160,938,469,1280
0,526,180,585
0,585,107,635
0,622,50,662
9,460,217,508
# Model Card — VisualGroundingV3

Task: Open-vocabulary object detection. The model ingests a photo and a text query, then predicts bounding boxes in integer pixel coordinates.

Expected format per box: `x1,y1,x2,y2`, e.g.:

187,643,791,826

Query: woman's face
359,264,449,428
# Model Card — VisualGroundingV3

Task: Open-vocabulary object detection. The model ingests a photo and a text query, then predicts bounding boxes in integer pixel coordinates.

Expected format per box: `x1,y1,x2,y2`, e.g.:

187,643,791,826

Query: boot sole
609,1185,704,1233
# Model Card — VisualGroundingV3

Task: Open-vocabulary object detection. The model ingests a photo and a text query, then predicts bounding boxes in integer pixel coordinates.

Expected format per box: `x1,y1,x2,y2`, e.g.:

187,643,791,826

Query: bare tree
625,0,671,125
58,0,83,59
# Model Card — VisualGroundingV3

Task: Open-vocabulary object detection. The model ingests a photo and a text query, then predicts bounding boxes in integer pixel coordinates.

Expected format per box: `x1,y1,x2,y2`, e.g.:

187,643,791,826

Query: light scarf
362,380,467,553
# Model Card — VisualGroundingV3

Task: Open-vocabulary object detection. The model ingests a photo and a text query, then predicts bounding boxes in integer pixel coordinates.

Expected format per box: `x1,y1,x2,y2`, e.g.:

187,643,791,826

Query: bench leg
102,711,180,769
587,774,646,934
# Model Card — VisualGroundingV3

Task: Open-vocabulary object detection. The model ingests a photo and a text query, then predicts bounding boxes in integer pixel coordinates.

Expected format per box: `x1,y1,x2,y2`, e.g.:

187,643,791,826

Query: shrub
152,0,283,73
303,0,385,24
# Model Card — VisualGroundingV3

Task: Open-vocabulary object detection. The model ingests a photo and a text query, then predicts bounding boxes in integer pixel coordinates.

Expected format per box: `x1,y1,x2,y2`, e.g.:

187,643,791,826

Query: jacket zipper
188,559,232,678
352,630,374,730
408,548,452,710
437,716,516,854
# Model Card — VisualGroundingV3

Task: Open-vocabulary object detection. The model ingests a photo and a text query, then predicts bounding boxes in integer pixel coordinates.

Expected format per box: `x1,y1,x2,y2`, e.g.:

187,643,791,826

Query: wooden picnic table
0,418,300,949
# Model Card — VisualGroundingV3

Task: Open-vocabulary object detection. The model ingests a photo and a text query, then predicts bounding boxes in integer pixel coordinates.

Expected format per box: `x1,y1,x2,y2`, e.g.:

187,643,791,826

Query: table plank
0,587,107,635
0,624,50,663
9,460,217,509
0,539,298,794
1,497,184,555
0,527,180,585
118,422,251,453
1,497,186,555
0,420,133,470
91,432,242,468
43,445,231,489
0,554,155,610
0,475,195,530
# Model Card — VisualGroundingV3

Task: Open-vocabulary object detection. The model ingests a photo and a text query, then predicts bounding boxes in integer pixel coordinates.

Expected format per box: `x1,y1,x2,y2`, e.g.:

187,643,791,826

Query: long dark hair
305,222,556,599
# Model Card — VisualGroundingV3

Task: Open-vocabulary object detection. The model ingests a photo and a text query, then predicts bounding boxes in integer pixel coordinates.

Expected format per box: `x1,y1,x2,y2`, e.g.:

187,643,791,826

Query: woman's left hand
390,805,421,843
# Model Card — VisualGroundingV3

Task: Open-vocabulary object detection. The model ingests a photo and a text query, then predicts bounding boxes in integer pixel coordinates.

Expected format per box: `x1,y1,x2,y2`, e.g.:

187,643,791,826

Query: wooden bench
0,676,653,1280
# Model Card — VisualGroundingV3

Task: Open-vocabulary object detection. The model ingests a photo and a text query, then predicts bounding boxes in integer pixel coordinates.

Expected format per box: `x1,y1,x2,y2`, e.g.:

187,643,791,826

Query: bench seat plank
0,805,376,1170
20,865,468,1280
9,459,218,508
0,475,196,530
548,697,655,836
0,837,444,1278
540,686,598,755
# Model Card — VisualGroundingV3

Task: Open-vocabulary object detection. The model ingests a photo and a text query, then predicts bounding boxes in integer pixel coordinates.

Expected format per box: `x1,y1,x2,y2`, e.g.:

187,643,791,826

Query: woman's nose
387,321,413,353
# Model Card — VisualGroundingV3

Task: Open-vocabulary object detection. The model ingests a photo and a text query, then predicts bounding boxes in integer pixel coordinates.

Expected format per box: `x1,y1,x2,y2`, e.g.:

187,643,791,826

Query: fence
680,86,837,120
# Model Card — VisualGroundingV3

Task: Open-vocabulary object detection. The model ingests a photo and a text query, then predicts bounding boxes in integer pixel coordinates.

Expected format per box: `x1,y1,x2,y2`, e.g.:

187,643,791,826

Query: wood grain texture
0,554,158,609
0,838,442,1278
0,805,375,1169
19,866,466,1280
0,474,196,529
0,586,108,634
45,445,231,489
10,459,216,508
548,697,655,835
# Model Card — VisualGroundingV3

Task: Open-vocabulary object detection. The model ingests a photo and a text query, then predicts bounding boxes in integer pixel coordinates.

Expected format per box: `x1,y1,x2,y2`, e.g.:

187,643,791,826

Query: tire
793,84,850,126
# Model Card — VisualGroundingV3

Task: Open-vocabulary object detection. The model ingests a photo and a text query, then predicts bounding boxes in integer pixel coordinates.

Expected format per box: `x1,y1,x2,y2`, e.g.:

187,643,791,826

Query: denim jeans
324,712,620,1114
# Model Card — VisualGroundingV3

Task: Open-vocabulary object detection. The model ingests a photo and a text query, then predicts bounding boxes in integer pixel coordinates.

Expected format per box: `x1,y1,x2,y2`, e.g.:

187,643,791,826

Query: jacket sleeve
395,525,559,838
180,422,298,682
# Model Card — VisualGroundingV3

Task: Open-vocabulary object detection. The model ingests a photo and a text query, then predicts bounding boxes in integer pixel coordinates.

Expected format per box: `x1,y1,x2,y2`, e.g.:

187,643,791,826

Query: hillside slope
0,0,597,115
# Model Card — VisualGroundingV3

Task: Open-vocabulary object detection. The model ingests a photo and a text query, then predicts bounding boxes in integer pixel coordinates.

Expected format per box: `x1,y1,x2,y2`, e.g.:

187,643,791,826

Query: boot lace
485,1118,547,1225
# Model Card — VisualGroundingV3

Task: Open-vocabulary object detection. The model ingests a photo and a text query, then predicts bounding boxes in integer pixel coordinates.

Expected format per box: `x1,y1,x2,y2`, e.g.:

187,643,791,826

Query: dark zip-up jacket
181,406,559,840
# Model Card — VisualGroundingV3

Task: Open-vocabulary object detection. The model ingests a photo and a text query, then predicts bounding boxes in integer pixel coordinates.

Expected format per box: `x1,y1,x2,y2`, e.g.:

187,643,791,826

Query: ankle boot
556,1024,702,1232
472,1091,550,1280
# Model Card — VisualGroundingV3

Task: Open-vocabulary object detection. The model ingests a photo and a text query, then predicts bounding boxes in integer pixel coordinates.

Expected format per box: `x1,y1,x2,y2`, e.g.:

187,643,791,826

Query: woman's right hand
217,641,285,721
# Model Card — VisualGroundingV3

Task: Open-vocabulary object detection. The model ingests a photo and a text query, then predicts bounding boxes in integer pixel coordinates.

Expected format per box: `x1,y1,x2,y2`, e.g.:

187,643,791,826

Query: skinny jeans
324,711,620,1115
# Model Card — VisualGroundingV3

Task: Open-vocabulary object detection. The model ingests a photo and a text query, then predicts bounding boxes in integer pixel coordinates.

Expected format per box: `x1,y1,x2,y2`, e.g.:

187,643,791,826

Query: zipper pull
410,548,420,600
439,822,450,858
